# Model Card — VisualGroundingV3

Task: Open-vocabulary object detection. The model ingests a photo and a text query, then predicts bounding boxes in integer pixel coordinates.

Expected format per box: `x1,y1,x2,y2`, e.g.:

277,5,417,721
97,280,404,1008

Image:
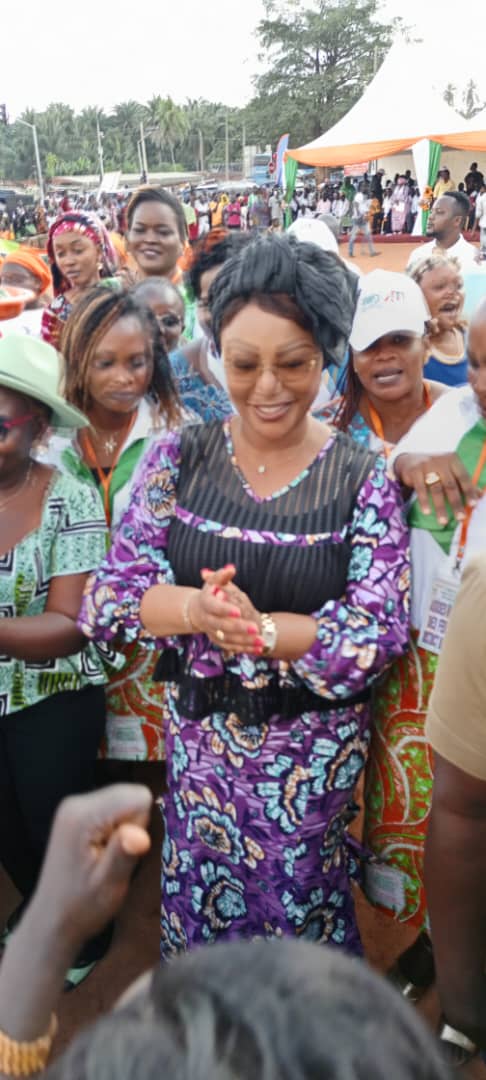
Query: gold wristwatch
260,613,278,656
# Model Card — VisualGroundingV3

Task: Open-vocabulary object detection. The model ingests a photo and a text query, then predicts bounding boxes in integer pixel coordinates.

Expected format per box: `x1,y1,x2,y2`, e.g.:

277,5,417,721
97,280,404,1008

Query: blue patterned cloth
170,348,231,423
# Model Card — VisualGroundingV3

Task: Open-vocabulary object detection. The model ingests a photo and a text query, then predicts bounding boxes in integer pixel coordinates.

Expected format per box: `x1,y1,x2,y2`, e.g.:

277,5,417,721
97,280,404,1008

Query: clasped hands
186,564,265,656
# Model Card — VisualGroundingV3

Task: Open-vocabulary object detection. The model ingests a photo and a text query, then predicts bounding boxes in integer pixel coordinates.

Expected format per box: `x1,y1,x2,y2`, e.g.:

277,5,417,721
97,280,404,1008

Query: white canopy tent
287,41,486,168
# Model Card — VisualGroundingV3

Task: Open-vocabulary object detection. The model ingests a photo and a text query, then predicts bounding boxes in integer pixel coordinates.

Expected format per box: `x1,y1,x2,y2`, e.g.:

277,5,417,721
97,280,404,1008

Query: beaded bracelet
0,1013,58,1076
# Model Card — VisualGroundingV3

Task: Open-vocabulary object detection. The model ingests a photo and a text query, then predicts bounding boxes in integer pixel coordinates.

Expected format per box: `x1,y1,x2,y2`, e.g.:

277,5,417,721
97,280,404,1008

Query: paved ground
2,240,485,1075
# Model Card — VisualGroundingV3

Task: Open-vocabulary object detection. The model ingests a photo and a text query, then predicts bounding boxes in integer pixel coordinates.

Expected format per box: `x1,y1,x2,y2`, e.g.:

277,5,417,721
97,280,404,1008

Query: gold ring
424,471,441,487
216,629,225,643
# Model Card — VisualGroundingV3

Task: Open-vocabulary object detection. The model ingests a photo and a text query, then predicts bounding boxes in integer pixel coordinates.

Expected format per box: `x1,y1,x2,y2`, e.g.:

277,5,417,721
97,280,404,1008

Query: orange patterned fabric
363,632,438,929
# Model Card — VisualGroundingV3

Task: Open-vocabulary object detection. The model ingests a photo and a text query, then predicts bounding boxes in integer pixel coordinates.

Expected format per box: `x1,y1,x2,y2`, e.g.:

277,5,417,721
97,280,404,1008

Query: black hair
60,284,180,426
46,940,452,1080
126,187,187,244
185,230,251,301
210,233,358,368
442,190,471,221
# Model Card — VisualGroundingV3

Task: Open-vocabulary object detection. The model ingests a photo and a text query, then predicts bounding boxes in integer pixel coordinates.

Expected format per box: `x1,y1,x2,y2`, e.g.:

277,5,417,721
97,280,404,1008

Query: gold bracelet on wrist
0,1013,58,1076
182,590,198,633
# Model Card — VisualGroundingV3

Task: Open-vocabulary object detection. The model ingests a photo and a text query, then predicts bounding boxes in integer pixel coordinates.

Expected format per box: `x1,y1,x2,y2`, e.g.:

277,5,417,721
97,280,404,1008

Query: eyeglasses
0,412,37,442
157,314,183,330
223,357,319,387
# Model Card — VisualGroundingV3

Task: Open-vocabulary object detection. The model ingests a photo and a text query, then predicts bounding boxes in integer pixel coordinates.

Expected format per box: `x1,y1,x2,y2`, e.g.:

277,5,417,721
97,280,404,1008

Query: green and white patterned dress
0,469,108,716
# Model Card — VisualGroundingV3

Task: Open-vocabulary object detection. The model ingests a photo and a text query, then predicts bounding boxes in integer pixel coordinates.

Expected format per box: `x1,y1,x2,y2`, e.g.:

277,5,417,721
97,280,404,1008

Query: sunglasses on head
0,412,37,442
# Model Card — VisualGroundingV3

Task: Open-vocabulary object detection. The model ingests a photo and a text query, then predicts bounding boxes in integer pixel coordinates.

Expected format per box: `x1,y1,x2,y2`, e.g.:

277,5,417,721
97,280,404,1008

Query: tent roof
288,42,486,166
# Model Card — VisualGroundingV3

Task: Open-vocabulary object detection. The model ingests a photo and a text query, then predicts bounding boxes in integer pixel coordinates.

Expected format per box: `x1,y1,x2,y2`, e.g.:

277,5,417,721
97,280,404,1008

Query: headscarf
47,211,118,295
2,247,52,294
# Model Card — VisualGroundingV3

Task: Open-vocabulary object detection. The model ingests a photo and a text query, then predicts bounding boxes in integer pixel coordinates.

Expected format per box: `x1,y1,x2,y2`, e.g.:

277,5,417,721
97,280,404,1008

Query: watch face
261,616,277,652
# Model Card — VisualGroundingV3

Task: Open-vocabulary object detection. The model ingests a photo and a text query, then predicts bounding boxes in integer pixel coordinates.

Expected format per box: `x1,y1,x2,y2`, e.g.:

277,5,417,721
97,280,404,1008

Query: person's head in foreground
185,227,250,340
426,191,470,245
467,297,486,417
125,188,187,280
47,212,118,296
209,232,358,441
335,269,431,433
60,285,180,426
409,254,464,336
0,249,52,308
47,938,451,1080
0,335,87,485
131,277,185,353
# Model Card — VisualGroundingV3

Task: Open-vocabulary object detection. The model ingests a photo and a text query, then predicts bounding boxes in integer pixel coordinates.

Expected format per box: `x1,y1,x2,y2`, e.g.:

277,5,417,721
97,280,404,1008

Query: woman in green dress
0,335,110,988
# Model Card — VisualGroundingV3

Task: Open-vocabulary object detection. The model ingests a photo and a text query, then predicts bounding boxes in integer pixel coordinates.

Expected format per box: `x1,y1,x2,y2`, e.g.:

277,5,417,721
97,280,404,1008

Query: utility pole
242,119,246,174
96,118,104,183
139,121,149,182
198,128,205,173
225,112,230,181
17,117,45,205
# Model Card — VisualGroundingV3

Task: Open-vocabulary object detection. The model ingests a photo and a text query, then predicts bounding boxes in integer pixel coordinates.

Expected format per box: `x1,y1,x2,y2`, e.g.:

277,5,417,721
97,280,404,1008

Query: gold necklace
231,440,305,475
0,462,33,513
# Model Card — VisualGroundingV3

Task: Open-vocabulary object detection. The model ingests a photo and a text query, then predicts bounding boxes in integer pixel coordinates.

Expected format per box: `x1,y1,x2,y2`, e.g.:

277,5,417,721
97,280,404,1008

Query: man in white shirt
348,183,378,258
475,184,486,259
194,194,210,236
407,191,480,275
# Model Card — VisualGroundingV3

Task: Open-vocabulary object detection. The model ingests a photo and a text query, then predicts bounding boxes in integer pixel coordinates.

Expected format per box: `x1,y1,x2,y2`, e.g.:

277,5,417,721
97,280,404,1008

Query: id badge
418,575,460,655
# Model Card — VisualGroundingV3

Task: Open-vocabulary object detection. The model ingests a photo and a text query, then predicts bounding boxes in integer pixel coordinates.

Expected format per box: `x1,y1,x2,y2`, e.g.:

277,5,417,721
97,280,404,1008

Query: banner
343,162,369,177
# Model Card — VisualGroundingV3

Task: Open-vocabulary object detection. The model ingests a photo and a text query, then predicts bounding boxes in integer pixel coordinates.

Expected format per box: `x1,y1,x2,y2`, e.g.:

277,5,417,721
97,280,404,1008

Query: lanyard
367,381,432,458
455,439,486,570
79,414,136,526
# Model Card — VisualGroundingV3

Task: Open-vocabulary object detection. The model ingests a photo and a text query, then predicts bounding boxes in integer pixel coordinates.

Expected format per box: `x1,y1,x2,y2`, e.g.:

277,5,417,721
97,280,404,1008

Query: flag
275,134,290,187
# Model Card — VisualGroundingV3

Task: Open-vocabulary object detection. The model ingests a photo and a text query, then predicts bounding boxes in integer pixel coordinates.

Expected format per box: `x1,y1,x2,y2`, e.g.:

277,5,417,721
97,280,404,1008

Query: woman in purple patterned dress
79,235,410,959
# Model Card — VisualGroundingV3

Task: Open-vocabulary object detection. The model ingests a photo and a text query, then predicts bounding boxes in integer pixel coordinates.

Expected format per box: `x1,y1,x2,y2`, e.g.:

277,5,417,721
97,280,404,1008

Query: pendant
103,436,118,455
257,464,266,474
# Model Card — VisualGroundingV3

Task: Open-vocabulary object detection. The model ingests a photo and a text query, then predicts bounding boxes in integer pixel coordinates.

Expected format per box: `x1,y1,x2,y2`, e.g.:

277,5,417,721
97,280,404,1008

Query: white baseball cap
287,217,339,254
349,269,431,352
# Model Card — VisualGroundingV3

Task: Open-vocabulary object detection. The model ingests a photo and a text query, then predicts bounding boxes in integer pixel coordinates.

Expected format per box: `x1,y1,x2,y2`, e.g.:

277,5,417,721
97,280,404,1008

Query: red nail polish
229,609,240,618
211,586,222,597
253,637,264,648
247,626,257,635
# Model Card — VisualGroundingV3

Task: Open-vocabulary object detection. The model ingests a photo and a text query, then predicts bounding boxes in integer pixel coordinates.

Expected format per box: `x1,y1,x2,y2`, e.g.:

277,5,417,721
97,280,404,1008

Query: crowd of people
0,171,486,1076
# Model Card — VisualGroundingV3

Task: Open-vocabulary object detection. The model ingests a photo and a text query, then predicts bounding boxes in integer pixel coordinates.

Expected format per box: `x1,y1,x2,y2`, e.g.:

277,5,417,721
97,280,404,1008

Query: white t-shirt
475,192,486,228
407,234,479,275
390,386,486,630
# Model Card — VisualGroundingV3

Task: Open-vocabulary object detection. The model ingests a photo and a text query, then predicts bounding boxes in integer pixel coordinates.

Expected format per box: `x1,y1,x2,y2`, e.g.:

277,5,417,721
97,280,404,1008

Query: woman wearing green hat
0,335,110,989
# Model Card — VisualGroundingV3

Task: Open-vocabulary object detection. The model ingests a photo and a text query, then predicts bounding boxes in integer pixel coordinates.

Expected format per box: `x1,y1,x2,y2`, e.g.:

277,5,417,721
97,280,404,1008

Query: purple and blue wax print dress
79,420,410,958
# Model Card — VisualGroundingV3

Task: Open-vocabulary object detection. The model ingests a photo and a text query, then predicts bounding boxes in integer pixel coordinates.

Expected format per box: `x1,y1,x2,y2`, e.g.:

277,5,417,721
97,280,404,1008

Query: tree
252,0,394,145
146,95,188,167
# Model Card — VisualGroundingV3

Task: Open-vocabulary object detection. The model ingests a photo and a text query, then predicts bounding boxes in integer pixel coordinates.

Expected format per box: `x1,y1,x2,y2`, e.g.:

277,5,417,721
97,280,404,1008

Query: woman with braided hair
39,285,181,763
79,233,410,958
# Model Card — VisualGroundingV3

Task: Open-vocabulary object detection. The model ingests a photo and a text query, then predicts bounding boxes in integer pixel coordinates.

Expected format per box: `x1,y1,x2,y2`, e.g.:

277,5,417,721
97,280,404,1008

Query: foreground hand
394,452,478,524
32,784,152,951
190,565,263,655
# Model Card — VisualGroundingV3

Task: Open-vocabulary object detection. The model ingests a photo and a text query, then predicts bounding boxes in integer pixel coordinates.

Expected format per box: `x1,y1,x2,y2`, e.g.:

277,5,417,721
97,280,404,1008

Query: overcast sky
3,0,486,119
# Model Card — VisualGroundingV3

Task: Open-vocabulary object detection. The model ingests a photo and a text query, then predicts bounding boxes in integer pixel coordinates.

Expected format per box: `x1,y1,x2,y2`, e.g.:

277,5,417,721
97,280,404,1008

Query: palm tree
146,96,188,167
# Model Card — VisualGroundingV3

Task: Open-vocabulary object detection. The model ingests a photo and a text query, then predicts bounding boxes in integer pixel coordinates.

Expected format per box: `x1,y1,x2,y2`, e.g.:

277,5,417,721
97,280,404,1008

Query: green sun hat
0,335,89,429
